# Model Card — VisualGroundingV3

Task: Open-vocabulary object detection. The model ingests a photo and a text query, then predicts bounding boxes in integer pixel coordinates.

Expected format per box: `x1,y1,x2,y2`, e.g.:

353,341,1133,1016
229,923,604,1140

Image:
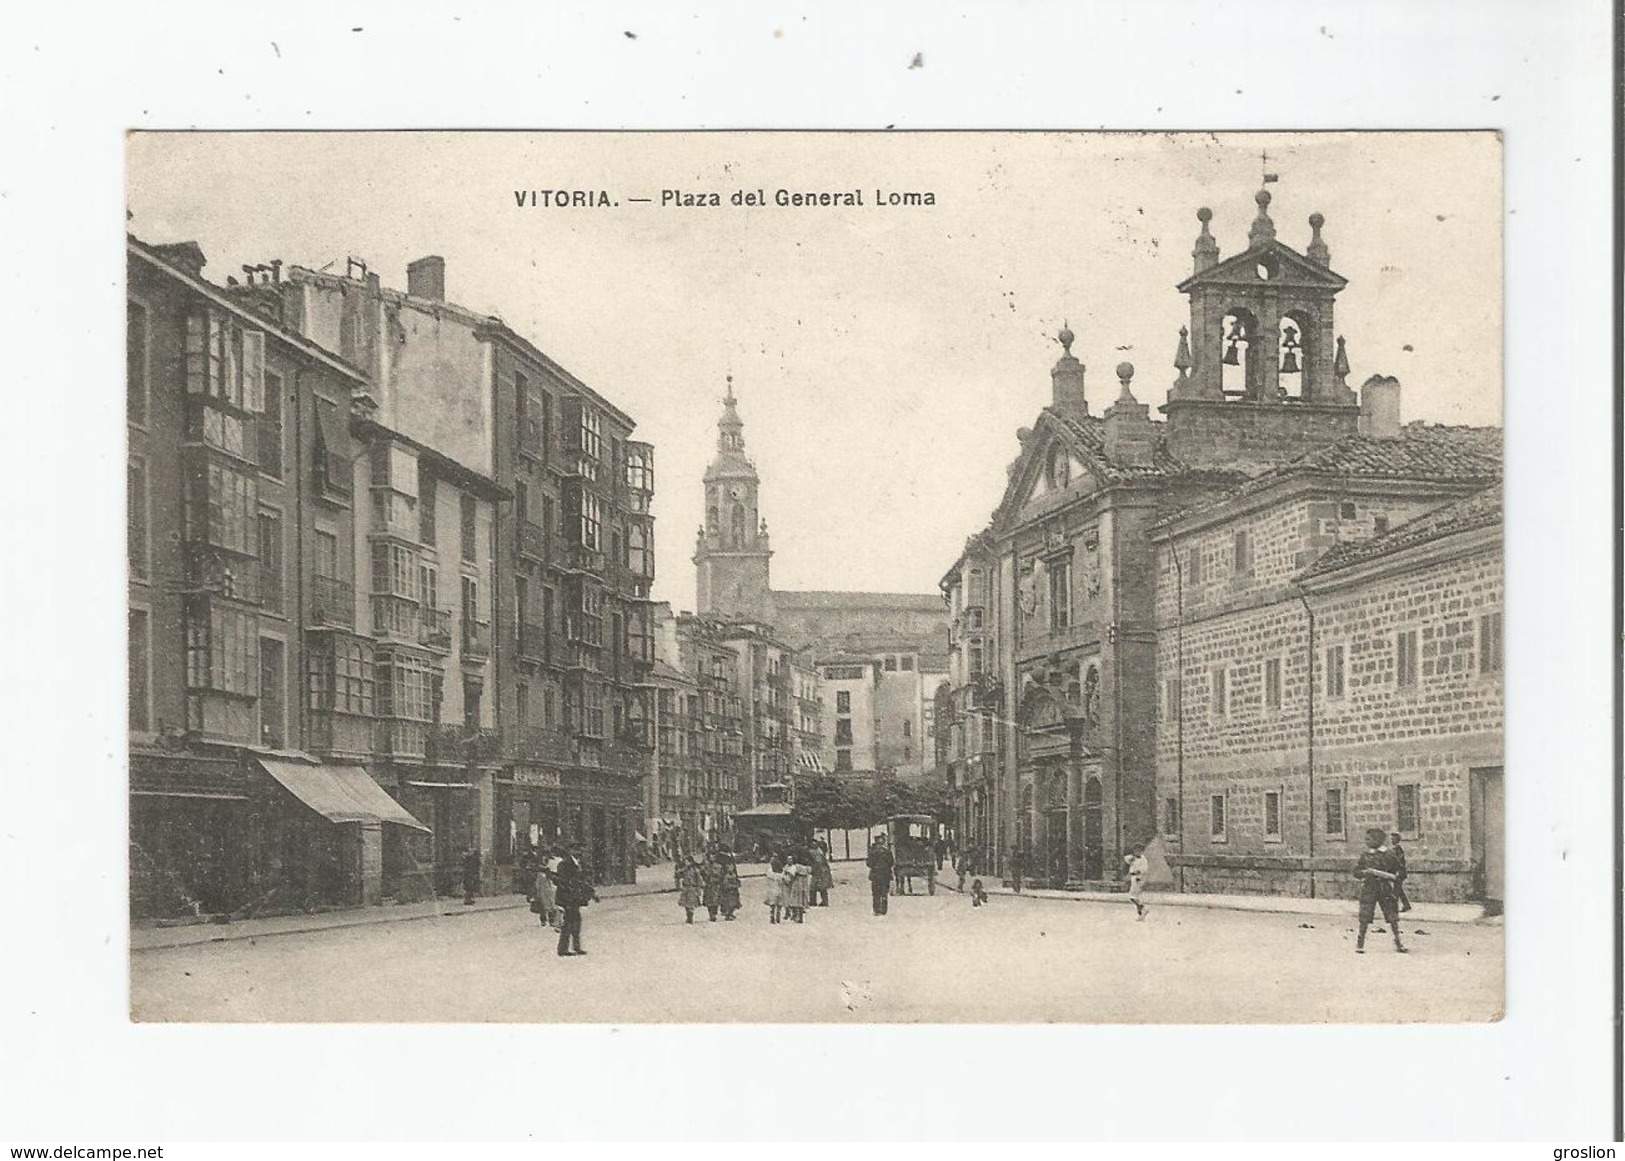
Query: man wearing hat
866,834,895,916
1353,827,1408,954
552,842,594,957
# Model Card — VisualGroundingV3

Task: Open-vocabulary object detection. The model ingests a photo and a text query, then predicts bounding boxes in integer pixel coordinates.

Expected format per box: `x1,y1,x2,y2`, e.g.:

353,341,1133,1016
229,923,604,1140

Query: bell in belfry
1280,322,1302,374
1222,318,1245,365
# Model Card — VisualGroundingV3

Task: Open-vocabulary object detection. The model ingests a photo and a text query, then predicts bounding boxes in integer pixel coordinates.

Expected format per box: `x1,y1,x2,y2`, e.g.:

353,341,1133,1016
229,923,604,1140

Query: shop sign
512,766,561,789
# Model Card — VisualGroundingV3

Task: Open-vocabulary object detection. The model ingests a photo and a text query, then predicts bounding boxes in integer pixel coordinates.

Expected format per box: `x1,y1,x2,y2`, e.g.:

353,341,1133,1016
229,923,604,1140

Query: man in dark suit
552,843,593,957
866,836,895,916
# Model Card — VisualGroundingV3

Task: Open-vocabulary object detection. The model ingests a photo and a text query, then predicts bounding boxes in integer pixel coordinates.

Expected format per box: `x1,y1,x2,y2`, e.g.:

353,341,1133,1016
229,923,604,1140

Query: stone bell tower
694,377,773,621
1162,190,1362,468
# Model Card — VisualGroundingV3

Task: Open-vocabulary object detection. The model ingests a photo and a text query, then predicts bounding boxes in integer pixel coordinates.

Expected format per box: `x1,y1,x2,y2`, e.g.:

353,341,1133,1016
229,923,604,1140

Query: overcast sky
127,131,1501,611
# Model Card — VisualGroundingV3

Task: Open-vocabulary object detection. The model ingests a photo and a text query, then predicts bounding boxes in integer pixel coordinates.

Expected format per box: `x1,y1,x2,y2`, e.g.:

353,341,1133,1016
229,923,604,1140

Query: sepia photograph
122,130,1506,1025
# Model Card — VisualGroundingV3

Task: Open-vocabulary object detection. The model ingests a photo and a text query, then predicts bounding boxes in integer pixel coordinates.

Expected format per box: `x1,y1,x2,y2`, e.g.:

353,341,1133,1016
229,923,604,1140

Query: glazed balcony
184,546,262,606
310,575,355,629
518,519,546,563
373,718,429,761
368,491,420,543
560,542,606,575
309,710,373,759
371,594,421,644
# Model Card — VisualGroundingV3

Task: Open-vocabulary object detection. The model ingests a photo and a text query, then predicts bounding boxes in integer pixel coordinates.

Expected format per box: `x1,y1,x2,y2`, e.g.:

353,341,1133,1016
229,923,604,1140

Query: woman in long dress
809,843,834,907
676,855,704,924
785,851,811,923
764,853,786,924
716,850,742,920
700,852,723,922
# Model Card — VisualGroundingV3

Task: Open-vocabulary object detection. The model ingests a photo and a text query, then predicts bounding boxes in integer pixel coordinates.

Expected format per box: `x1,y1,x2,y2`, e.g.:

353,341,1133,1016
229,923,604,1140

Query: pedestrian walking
1124,844,1149,920
764,852,786,924
552,843,593,957
461,846,482,906
809,843,834,907
1009,846,1025,894
700,851,724,921
529,845,559,929
1354,828,1408,954
867,836,895,916
955,852,969,892
676,854,705,924
717,848,742,920
785,851,811,923
1389,832,1412,913
934,836,948,871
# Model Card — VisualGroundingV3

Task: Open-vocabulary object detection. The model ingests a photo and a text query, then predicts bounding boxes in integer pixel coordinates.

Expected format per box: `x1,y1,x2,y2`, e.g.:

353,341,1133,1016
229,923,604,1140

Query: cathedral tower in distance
693,378,773,621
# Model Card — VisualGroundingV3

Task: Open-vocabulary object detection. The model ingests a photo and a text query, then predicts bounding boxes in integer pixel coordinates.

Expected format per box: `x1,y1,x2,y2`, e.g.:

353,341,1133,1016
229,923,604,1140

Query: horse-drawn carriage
886,813,938,895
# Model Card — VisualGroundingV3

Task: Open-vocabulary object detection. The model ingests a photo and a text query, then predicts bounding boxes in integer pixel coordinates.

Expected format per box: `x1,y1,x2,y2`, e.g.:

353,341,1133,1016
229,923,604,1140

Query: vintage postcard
124,130,1503,1023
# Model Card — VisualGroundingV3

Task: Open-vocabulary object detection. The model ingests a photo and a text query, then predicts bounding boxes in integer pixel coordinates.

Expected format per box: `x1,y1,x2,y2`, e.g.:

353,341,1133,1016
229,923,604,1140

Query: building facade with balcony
669,613,748,843
486,324,655,887
128,237,435,921
263,255,654,887
346,416,504,900
939,529,1006,870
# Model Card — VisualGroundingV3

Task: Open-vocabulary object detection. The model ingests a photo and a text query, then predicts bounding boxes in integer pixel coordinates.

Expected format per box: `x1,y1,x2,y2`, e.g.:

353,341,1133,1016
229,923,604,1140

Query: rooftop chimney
1358,374,1402,440
151,240,207,278
407,255,446,302
1050,323,1088,416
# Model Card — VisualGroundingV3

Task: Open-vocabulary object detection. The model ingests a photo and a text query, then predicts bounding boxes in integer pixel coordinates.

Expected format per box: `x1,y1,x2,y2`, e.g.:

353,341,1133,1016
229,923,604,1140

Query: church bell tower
694,377,773,620
1162,188,1362,468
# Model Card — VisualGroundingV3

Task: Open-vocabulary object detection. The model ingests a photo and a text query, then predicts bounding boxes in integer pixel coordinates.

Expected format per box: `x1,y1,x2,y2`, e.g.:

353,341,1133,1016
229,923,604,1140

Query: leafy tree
790,776,848,831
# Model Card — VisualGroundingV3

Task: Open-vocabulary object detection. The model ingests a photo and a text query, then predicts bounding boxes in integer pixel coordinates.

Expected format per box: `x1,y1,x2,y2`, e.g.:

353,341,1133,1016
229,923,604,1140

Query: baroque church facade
938,188,1502,898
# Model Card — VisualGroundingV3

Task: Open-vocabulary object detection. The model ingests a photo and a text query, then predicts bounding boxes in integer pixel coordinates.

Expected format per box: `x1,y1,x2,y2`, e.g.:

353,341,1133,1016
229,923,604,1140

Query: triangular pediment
992,411,1107,532
1176,238,1347,294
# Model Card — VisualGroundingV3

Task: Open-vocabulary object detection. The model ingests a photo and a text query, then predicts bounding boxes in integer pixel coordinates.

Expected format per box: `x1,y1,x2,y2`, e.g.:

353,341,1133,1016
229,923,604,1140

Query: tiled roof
1300,487,1502,579
1162,422,1502,529
772,590,943,611
1236,423,1501,496
1048,411,1190,482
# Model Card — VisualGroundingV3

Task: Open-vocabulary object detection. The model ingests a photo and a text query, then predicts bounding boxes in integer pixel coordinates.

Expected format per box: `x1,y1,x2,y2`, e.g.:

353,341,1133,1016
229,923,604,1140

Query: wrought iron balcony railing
460,618,492,660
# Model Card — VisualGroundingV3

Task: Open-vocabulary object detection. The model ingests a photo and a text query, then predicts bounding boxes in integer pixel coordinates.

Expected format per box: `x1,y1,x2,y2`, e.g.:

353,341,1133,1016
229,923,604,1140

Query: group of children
763,851,813,924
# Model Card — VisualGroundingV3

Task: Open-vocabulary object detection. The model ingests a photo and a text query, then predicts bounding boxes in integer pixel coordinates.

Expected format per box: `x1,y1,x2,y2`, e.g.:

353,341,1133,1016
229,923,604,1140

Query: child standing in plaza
1124,844,1149,920
764,853,786,924
1354,827,1408,954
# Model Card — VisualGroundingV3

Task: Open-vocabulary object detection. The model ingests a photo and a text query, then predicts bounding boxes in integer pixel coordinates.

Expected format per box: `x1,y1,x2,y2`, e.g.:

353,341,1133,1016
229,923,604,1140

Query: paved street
131,865,1501,1024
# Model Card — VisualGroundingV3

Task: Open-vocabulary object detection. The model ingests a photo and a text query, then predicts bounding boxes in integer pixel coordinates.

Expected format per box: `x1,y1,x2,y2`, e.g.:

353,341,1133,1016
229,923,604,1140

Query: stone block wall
1154,513,1502,901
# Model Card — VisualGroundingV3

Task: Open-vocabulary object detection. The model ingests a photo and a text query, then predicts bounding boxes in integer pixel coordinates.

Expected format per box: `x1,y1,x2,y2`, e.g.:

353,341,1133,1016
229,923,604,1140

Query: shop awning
258,759,431,832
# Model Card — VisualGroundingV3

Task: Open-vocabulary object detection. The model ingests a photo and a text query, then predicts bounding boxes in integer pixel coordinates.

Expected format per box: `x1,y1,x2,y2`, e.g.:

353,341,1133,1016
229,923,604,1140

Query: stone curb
934,877,1489,924
132,869,768,952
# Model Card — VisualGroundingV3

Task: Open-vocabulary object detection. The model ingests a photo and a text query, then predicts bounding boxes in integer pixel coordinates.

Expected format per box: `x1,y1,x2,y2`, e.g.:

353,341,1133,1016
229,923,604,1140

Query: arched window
730,502,746,548
707,504,718,533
